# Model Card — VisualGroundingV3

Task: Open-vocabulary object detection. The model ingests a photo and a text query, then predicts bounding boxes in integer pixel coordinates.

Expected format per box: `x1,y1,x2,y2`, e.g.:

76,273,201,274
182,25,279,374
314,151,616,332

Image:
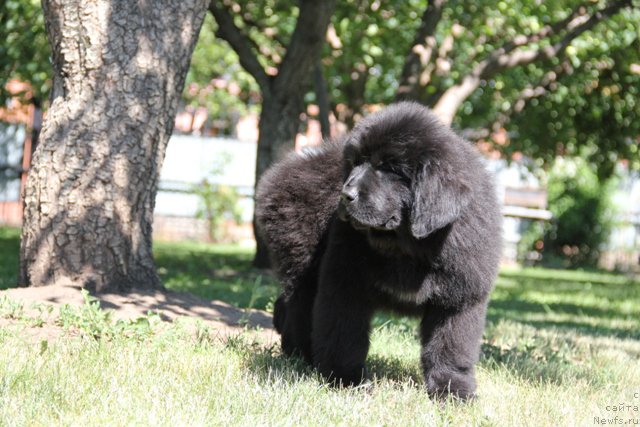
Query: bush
517,219,545,266
541,157,617,268
193,154,243,243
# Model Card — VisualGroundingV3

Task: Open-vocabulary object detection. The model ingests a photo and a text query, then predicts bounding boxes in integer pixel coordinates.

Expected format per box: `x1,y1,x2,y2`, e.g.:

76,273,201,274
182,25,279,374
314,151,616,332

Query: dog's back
255,142,344,292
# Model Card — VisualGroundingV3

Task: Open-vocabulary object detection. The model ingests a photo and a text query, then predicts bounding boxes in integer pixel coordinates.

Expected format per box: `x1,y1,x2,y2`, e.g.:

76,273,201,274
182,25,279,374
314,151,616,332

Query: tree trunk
431,76,481,125
395,0,446,102
20,0,208,292
314,63,331,140
252,90,305,268
245,0,336,268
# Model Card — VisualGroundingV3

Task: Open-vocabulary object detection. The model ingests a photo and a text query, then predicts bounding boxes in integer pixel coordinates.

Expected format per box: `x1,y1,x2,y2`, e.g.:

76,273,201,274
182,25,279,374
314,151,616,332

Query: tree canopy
4,0,639,177
194,0,639,176
0,0,50,104
452,0,640,176
183,14,260,125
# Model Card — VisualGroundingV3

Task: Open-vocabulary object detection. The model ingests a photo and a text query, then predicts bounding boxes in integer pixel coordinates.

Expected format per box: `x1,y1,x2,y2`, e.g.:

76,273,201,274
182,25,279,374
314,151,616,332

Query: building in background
1,100,638,271
0,80,41,226
154,135,255,245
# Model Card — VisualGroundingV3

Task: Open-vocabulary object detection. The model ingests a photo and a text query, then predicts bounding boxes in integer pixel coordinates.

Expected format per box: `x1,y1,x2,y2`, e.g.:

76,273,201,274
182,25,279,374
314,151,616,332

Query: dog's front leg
311,248,374,386
420,300,487,400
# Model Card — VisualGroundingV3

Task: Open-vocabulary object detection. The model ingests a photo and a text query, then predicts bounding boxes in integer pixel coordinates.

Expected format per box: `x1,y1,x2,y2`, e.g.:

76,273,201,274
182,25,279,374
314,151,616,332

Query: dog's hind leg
275,269,319,365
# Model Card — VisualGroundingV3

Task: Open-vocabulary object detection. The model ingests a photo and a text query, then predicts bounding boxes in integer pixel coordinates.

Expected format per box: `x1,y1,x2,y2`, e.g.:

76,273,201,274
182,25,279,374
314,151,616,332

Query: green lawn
1,228,639,426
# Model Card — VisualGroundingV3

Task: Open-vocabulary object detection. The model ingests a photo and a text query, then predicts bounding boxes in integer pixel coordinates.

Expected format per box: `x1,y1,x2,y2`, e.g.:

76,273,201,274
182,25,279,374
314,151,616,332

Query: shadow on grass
479,340,594,386
227,336,319,385
235,334,604,391
219,264,638,389
153,242,280,311
366,354,423,385
489,315,639,340
481,271,640,386
499,268,636,287
229,333,424,389
489,271,640,340
487,301,639,340
237,334,595,390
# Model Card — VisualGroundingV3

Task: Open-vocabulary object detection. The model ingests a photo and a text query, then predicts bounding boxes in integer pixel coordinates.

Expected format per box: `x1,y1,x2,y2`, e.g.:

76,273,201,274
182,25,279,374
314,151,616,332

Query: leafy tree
183,14,261,133
492,35,640,178
542,156,617,267
398,0,634,119
0,0,50,104
193,155,243,243
397,0,639,176
209,0,335,267
324,0,426,128
318,0,640,176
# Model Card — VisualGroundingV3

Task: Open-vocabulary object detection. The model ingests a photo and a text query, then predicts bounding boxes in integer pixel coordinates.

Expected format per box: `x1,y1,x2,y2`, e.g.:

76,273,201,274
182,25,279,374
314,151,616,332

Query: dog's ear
410,163,471,239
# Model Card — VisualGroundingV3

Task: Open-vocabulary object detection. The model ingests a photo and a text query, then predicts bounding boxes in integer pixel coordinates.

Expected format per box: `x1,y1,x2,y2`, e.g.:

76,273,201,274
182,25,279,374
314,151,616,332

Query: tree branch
480,0,631,78
237,10,288,47
396,0,447,100
273,0,335,96
233,5,289,66
432,0,633,124
209,0,270,90
459,62,570,141
493,60,573,131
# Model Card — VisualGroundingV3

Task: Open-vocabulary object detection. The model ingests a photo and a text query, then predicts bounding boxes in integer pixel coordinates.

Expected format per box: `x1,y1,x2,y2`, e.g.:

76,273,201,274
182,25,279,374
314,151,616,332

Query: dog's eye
377,162,410,183
344,156,357,168
377,162,395,173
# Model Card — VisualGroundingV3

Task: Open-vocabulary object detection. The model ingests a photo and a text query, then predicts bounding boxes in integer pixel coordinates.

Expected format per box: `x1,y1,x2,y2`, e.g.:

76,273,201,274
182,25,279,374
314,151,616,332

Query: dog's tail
255,141,344,292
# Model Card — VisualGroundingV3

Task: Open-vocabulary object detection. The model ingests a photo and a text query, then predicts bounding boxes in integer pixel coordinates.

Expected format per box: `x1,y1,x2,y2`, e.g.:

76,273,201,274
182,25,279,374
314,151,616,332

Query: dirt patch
0,284,278,344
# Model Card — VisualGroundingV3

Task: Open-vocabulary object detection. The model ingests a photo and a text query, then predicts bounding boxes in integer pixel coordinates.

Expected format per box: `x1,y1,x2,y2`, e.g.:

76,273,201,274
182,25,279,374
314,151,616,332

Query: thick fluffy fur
256,102,502,398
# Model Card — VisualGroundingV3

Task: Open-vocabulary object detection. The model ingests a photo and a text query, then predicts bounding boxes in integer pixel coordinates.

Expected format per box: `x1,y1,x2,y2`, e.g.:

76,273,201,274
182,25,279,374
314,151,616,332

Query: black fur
256,102,502,398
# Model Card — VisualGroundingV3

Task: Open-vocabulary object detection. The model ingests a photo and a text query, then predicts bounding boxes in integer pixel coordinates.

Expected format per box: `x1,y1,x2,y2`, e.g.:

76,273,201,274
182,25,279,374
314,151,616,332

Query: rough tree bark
20,0,209,291
211,0,335,267
314,62,332,140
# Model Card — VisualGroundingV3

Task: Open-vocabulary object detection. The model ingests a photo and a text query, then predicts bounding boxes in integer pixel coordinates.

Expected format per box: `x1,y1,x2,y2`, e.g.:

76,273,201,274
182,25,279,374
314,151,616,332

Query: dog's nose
341,187,358,203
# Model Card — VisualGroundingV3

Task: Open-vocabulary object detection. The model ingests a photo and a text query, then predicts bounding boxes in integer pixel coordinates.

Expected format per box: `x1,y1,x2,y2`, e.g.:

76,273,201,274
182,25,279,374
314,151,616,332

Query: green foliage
184,1,301,127
238,275,272,327
184,13,260,129
0,0,50,104
194,181,242,242
542,157,617,268
325,0,426,123
0,295,54,327
199,0,639,177
0,227,20,290
56,290,162,341
455,4,640,177
192,154,243,243
516,219,546,265
0,295,25,319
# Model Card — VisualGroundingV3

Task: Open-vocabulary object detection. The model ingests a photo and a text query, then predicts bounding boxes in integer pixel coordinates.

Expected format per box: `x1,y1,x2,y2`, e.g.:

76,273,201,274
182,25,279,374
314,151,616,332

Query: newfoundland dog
255,102,502,399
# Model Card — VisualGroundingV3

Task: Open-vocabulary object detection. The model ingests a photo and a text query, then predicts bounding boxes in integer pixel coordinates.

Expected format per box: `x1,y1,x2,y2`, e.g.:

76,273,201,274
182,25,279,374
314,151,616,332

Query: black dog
256,102,502,399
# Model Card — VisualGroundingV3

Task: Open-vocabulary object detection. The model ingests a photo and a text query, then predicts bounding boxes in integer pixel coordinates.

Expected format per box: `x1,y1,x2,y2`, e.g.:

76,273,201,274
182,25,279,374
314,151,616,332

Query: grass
154,240,280,311
1,228,639,426
0,227,19,290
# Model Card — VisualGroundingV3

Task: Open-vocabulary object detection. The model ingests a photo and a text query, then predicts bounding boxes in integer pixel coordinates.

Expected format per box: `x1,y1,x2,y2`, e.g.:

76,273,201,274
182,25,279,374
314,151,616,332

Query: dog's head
338,102,471,245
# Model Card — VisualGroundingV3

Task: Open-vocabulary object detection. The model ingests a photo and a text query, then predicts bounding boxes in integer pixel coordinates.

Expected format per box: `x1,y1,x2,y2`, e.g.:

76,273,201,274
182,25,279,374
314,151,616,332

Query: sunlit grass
0,230,639,426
